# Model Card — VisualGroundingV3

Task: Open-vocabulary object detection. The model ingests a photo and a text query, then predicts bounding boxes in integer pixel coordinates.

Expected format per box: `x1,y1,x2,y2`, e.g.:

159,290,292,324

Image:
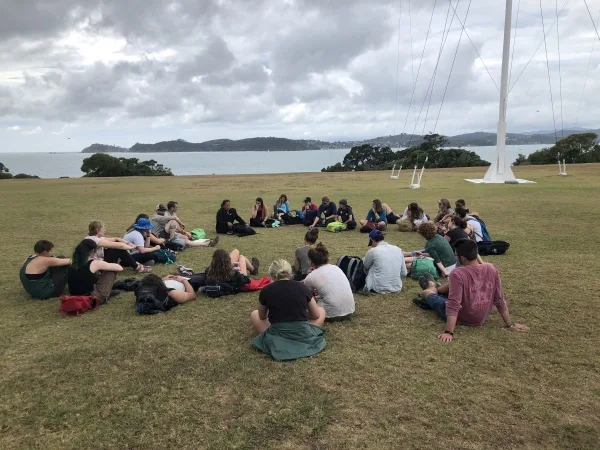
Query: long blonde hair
268,259,293,281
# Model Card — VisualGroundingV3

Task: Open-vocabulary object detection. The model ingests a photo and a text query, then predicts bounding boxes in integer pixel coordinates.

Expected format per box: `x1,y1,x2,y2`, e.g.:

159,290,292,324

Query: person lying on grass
363,230,407,294
153,203,218,247
136,274,197,311
304,242,355,322
20,240,72,299
404,222,457,279
68,238,124,304
413,239,528,342
250,259,326,361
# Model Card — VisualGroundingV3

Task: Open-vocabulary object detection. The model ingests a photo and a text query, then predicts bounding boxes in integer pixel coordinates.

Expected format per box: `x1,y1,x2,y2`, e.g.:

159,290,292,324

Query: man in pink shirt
413,239,528,342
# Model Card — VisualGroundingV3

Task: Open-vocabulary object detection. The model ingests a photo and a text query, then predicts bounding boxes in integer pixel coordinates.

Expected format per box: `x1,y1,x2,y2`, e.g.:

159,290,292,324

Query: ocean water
0,145,547,179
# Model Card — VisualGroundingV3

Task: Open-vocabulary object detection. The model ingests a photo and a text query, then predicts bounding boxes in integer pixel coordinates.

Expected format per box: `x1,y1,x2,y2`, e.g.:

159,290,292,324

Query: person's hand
415,251,424,257
438,333,454,343
153,245,161,251
509,323,529,332
228,222,233,228
174,276,186,282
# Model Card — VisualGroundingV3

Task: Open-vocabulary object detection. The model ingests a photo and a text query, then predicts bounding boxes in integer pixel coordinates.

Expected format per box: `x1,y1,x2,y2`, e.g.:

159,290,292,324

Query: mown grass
1,164,599,449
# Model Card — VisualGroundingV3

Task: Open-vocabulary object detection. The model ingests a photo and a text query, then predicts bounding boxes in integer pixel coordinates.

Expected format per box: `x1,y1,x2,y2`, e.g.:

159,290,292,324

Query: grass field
1,164,599,449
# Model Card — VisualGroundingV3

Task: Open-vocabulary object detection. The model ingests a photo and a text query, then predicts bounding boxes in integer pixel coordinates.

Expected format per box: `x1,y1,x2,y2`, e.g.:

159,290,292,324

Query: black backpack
336,256,366,292
477,240,510,256
135,292,167,315
201,282,237,298
163,240,185,252
232,223,256,237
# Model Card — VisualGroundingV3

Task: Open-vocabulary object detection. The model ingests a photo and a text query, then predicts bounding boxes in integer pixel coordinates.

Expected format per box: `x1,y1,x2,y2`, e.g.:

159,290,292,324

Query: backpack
336,256,366,292
113,277,141,292
153,249,176,264
59,295,99,316
201,282,237,298
190,228,206,240
327,221,347,232
410,257,438,280
477,240,510,256
232,223,256,237
467,217,492,241
164,240,185,252
136,293,168,315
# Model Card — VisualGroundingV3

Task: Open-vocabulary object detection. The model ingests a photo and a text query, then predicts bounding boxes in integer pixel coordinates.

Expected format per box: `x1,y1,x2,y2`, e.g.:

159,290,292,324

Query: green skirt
251,321,326,361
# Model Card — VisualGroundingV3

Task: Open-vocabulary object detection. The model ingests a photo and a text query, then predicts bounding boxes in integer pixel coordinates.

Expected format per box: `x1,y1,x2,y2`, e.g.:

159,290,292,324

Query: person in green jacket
19,240,71,299
404,222,457,279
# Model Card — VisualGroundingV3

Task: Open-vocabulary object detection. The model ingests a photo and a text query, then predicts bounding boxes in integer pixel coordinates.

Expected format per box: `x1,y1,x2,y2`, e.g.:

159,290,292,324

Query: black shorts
386,213,400,224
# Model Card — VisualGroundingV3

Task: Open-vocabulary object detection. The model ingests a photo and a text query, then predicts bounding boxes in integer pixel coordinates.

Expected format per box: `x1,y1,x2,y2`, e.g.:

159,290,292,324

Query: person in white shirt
304,242,355,321
399,202,429,232
123,217,161,265
455,207,483,242
363,230,407,294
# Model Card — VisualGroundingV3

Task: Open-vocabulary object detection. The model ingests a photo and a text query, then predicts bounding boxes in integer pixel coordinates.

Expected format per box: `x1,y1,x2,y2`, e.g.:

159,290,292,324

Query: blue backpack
467,217,492,241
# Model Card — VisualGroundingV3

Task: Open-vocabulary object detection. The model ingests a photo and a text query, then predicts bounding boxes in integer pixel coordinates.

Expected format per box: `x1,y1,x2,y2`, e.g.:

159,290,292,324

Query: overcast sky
1,0,600,153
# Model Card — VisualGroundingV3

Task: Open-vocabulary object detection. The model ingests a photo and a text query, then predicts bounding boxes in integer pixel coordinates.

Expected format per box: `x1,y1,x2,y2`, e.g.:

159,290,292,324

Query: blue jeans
426,293,447,320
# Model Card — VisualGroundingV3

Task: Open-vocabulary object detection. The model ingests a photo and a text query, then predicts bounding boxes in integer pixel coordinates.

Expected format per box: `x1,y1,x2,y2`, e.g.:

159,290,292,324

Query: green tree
517,133,600,165
81,153,173,177
341,144,396,171
0,162,9,173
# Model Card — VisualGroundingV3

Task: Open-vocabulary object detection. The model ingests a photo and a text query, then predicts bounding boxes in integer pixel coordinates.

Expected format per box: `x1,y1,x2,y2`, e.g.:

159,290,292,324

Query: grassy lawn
1,164,599,449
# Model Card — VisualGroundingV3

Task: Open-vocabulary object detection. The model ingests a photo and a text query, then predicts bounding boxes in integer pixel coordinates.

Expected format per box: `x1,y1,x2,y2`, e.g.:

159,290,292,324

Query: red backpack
59,295,99,316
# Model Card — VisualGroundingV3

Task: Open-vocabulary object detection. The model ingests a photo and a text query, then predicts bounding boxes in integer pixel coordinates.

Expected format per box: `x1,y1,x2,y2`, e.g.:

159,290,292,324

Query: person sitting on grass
309,196,337,229
273,194,291,221
455,198,469,213
301,197,319,225
152,204,217,247
67,239,124,304
205,248,260,289
359,199,388,232
404,222,457,279
304,242,355,321
444,216,469,250
433,198,455,223
412,239,528,342
293,228,319,281
86,220,151,273
164,201,193,240
250,259,327,361
123,217,162,265
20,240,71,299
363,230,407,294
136,274,197,311
127,214,165,246
250,197,269,227
216,200,247,235
398,202,429,232
336,199,357,230
455,207,484,242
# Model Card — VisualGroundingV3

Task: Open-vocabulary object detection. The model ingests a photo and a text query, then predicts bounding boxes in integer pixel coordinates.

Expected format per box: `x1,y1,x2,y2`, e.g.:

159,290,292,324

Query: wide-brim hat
156,204,167,212
134,218,154,230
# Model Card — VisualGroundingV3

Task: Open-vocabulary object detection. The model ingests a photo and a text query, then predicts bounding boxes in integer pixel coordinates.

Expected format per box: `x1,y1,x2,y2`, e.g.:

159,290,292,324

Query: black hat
303,197,312,203
156,203,167,212
339,199,348,206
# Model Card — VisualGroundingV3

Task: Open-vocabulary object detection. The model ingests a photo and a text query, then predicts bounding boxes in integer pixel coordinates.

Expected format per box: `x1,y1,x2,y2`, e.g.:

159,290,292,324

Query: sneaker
412,296,431,310
226,231,234,235
418,273,436,290
250,257,260,275
110,289,122,298
145,260,155,267
209,235,220,247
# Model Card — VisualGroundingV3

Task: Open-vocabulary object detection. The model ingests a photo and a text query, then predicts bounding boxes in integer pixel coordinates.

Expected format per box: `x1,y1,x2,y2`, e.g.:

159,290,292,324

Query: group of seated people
19,196,527,360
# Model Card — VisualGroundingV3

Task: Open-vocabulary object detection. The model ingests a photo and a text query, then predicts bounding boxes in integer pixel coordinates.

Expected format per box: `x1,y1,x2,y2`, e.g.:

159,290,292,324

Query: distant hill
81,129,600,153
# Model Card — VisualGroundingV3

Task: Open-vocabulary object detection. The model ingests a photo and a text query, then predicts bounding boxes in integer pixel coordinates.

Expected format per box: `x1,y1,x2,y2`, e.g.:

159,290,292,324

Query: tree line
513,133,600,166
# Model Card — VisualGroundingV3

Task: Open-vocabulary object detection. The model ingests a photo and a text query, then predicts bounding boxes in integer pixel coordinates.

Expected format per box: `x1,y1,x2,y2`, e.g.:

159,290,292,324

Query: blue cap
133,217,154,230
368,229,385,246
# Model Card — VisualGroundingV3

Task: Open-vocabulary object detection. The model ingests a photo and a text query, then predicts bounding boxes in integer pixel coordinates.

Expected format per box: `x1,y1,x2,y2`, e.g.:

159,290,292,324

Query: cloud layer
1,0,600,152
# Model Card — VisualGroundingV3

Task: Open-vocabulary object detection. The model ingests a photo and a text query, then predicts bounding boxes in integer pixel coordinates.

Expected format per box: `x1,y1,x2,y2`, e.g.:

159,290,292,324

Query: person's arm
366,210,374,222
167,277,196,303
325,205,336,220
363,249,374,271
251,205,258,219
45,256,72,267
436,262,449,278
234,209,246,225
216,209,230,226
400,254,408,278
91,260,124,273
306,298,321,321
258,304,268,320
97,238,135,251
440,273,462,341
263,206,269,222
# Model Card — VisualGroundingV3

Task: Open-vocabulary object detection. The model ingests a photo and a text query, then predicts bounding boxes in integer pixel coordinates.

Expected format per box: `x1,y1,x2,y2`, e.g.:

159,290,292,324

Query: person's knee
378,222,386,230
422,288,437,298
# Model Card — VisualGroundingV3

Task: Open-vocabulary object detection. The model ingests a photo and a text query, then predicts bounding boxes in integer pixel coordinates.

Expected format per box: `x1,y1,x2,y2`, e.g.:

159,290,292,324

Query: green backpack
190,228,206,240
326,221,347,232
410,257,438,280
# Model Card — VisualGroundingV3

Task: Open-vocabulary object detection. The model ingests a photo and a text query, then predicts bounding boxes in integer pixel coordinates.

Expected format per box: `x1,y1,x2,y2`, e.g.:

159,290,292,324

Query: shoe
226,231,234,235
145,260,155,266
250,257,260,275
412,297,431,310
418,273,435,290
110,289,122,298
209,235,220,247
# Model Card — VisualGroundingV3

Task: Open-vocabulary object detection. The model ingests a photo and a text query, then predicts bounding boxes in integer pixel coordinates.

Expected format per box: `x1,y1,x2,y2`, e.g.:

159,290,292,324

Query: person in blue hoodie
273,194,291,221
359,199,388,232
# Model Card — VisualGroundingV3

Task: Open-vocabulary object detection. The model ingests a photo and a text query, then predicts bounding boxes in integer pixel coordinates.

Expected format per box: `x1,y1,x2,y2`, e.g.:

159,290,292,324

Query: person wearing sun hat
363,230,407,294
123,217,163,265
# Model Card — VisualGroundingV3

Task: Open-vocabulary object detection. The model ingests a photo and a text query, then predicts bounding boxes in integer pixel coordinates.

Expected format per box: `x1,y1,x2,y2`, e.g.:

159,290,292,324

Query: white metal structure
466,0,534,184
558,159,567,176
410,157,428,189
390,164,402,180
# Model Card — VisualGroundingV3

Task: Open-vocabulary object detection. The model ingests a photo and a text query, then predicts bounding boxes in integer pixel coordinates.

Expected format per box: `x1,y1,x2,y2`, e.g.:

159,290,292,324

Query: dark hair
455,239,478,261
71,239,97,270
451,216,467,229
439,198,451,213
221,199,231,207
167,201,178,210
34,240,54,254
138,274,169,302
418,222,438,240
206,249,234,282
455,199,466,208
255,197,264,206
407,202,424,222
455,207,468,219
304,228,319,244
322,196,329,203
308,242,329,267
373,199,383,213
279,194,288,202
127,213,150,232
